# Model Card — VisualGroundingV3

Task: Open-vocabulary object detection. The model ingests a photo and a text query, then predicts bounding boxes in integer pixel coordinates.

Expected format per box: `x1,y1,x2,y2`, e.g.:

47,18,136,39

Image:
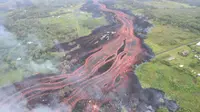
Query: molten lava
0,0,152,112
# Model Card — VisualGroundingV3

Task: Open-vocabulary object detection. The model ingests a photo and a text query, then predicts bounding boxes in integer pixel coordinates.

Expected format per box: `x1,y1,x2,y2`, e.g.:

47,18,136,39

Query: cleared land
112,0,200,111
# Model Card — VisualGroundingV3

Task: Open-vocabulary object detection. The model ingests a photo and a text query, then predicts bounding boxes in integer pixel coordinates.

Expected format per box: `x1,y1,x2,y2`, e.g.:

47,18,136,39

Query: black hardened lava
0,0,179,112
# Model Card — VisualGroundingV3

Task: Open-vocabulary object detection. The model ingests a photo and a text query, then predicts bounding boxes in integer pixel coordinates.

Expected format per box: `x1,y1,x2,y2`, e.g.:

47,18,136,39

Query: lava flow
0,0,173,112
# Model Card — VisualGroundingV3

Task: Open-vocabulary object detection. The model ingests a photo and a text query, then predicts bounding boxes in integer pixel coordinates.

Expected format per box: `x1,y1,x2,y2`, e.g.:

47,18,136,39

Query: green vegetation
157,108,168,112
1,0,200,111
149,8,200,33
145,23,199,54
136,45,200,111
170,0,200,6
0,1,107,86
112,0,200,111
0,69,24,86
5,4,107,47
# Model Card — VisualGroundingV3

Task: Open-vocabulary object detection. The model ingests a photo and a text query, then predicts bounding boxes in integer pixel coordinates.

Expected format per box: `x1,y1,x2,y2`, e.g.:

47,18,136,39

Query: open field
0,2,107,86
112,0,200,111
169,0,200,6
5,3,107,46
136,43,200,112
145,22,199,54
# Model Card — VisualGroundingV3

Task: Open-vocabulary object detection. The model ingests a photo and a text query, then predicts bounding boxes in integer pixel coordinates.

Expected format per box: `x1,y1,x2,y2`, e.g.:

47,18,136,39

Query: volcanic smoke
0,0,179,112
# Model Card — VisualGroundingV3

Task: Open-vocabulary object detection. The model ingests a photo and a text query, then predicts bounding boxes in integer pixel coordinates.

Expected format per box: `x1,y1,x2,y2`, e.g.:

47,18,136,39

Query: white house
179,65,184,68
196,42,200,46
16,57,21,61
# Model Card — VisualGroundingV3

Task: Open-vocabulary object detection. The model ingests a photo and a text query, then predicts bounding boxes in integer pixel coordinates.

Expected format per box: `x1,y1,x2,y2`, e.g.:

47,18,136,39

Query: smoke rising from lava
0,0,179,112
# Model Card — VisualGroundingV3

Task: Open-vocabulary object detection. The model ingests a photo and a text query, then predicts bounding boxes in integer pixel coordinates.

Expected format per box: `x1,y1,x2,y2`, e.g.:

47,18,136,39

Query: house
27,41,33,44
179,50,190,57
168,56,175,61
16,57,21,61
196,42,200,46
179,65,184,68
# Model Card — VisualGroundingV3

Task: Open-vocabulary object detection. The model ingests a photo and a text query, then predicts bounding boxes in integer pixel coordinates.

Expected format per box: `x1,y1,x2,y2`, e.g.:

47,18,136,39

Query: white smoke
32,106,55,112
0,25,59,85
0,84,71,112
29,60,59,73
0,25,17,48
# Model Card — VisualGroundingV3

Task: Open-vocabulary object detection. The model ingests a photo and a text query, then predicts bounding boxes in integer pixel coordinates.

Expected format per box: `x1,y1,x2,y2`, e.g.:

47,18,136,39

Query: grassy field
136,43,200,112
5,3,107,46
39,9,106,37
145,22,199,54
112,0,200,111
0,1,107,86
143,0,192,9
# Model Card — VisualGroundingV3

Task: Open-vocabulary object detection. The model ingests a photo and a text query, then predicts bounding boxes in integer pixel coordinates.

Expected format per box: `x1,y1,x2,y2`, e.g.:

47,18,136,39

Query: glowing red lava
0,0,150,111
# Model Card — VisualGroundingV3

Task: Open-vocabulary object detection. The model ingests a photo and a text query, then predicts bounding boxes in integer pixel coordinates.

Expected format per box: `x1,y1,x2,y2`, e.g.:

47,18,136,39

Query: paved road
156,38,200,56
